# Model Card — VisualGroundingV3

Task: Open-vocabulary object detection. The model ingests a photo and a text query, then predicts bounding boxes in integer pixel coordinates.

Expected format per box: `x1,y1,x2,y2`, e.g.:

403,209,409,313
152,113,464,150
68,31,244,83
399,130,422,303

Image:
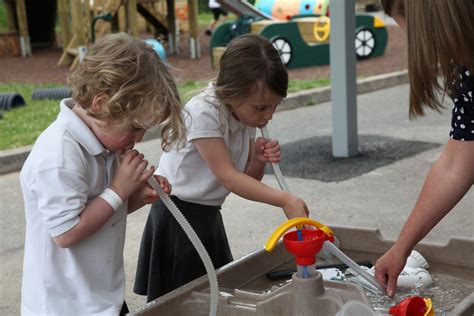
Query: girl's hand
127,175,171,213
255,137,281,163
281,194,309,219
111,150,154,200
133,175,171,207
154,175,172,195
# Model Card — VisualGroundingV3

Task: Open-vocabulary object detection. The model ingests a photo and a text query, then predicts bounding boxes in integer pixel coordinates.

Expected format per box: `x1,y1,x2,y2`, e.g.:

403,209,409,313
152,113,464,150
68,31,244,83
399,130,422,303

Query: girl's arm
53,150,154,248
375,139,474,296
194,137,308,218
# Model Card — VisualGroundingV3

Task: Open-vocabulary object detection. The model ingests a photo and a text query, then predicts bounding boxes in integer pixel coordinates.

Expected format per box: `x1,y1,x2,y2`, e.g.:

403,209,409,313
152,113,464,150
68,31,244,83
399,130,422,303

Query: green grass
198,12,214,27
0,78,329,151
288,78,330,93
0,0,7,33
0,83,61,150
177,80,208,103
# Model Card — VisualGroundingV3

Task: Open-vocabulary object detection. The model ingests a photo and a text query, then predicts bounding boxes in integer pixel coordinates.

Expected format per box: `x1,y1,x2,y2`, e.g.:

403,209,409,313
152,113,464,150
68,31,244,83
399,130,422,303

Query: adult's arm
375,139,474,295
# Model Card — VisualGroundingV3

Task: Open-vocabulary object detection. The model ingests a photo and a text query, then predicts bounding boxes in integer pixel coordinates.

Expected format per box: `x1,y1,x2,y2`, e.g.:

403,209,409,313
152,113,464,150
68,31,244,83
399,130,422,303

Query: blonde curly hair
68,32,185,151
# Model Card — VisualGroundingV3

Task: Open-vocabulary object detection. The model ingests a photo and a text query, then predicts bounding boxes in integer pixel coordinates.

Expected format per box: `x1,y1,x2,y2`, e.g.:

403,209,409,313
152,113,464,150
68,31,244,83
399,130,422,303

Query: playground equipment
210,1,388,69
144,38,167,62
1,1,26,57
218,0,274,20
128,225,474,315
254,0,330,20
0,1,199,67
255,0,381,19
0,92,25,111
56,0,198,70
31,87,72,101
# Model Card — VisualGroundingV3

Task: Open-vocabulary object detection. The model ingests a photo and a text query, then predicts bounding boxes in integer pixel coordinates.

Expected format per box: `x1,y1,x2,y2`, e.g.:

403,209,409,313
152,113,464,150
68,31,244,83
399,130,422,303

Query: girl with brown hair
134,34,309,302
375,0,474,297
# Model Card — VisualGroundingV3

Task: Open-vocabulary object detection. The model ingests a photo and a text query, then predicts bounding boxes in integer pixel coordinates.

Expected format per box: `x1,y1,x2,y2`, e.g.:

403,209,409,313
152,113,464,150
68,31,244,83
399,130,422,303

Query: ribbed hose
147,177,219,316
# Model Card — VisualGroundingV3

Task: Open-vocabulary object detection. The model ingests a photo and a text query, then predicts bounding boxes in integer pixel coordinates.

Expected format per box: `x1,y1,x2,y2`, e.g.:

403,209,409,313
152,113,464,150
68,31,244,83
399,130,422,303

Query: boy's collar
59,99,108,156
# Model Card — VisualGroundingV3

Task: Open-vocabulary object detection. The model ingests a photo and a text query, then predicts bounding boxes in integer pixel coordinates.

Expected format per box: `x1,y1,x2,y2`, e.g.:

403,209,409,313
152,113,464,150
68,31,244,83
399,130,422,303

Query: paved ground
1,84,473,314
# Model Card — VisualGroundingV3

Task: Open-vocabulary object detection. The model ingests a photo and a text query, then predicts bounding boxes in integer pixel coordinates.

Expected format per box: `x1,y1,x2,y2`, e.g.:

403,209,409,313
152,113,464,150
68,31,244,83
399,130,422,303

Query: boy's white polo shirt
158,84,256,206
20,99,127,315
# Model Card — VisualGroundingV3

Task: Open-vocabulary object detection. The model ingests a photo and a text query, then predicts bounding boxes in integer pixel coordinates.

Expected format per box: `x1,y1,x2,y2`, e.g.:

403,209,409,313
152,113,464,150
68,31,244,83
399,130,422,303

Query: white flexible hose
259,126,387,294
147,177,219,316
260,126,291,193
323,242,386,293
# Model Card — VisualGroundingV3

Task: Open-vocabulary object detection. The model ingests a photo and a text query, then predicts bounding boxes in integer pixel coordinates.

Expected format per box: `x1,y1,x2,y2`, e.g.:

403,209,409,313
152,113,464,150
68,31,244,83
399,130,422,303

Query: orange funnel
389,296,427,316
283,229,326,266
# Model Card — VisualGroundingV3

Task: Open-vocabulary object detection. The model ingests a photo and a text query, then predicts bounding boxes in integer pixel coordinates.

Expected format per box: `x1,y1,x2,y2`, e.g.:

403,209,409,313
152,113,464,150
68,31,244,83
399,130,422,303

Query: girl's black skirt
133,196,233,302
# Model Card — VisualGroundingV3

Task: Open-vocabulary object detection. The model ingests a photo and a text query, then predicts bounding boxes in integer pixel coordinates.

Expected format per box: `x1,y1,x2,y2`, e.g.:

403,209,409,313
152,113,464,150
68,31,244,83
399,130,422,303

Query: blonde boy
20,33,184,315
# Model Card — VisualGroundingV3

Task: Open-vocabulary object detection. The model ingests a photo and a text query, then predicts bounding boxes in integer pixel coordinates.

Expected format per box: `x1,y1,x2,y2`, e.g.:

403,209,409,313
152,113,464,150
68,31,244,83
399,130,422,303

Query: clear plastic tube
260,126,291,193
297,264,316,278
260,126,387,295
147,177,219,316
323,241,386,293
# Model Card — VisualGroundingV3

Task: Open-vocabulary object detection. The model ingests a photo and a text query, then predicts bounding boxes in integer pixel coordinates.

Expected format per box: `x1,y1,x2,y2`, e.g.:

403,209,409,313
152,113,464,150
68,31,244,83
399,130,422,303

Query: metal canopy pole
188,0,200,59
15,0,31,57
329,0,358,157
166,0,178,54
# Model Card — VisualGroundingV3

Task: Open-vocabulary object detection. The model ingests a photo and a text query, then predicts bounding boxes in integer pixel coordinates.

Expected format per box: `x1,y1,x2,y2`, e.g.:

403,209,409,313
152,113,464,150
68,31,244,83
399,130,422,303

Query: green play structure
210,12,388,69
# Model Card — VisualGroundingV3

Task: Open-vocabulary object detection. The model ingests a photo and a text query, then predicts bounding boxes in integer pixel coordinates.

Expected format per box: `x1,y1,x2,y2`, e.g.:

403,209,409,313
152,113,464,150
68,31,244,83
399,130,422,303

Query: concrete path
1,84,472,314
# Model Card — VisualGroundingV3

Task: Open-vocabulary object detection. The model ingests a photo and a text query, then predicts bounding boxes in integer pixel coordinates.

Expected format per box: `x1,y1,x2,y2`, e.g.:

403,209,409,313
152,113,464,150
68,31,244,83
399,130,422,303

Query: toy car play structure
210,0,388,69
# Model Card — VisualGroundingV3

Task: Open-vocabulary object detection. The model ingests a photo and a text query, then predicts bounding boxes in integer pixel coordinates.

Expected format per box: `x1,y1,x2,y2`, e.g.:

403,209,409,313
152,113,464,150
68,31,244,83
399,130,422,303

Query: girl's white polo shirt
20,99,127,315
157,84,256,206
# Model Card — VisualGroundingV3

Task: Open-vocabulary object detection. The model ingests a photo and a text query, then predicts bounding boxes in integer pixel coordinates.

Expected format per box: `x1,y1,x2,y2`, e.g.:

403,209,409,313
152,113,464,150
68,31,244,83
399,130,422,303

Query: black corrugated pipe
0,93,26,111
32,87,72,100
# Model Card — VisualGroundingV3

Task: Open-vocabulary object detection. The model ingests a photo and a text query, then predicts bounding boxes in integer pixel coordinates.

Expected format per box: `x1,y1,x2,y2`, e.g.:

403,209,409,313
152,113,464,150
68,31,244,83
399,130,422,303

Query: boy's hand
255,137,281,164
111,150,154,200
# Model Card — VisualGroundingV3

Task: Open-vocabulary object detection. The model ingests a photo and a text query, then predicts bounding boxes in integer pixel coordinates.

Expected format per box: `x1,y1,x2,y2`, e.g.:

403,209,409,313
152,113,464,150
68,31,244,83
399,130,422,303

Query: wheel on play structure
271,36,293,66
355,27,376,59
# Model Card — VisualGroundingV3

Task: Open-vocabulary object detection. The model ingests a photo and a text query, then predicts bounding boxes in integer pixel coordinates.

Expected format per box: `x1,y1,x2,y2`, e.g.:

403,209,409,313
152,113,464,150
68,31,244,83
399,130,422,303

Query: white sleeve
186,102,224,141
30,168,87,237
